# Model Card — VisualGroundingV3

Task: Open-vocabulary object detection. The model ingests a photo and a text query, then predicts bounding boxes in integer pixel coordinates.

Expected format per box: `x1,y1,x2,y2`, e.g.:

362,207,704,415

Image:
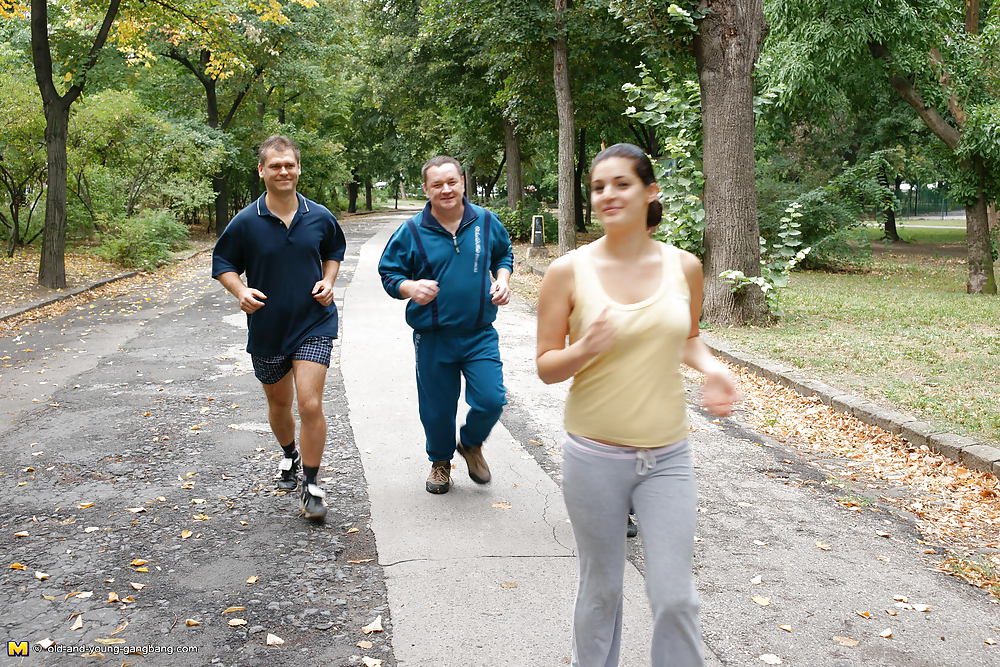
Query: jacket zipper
452,234,460,254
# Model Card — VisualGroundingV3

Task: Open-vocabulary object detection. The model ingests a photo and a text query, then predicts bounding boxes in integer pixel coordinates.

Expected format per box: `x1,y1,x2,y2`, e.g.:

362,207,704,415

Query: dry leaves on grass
728,364,1000,598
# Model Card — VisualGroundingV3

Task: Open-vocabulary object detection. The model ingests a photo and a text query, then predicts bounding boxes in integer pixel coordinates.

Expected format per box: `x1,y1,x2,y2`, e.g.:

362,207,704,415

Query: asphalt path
1,209,997,666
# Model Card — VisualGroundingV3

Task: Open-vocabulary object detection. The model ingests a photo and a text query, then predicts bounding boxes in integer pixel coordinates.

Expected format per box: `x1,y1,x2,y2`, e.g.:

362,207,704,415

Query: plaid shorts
251,336,333,385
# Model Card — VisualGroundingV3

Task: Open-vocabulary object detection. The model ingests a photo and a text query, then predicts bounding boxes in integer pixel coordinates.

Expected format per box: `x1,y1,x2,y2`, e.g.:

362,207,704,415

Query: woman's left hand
701,368,740,417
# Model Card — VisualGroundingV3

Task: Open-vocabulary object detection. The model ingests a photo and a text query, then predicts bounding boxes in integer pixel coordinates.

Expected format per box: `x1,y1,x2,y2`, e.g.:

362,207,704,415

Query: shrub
96,209,189,270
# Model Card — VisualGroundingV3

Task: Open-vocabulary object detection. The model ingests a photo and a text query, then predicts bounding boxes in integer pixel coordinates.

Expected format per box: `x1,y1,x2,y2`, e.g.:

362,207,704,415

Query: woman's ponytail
647,198,663,229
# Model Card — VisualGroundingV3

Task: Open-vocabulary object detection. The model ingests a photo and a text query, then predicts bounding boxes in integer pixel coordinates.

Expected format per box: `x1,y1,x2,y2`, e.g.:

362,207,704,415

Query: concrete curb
522,256,999,478
0,246,212,323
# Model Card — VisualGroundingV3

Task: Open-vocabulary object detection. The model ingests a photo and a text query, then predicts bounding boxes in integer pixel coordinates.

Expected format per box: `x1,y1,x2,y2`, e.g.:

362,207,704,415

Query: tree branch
221,64,266,130
869,42,961,150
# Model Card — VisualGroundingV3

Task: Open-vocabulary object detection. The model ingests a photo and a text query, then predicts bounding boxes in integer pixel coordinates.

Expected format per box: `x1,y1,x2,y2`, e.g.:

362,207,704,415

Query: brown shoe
457,442,491,484
426,460,451,494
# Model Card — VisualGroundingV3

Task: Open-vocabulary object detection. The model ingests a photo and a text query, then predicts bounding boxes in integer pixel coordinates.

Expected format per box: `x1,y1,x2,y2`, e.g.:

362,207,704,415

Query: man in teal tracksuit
378,155,514,494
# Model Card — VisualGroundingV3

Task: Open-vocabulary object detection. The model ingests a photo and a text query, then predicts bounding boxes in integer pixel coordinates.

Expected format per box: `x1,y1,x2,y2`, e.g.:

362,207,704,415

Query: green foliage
0,66,46,248
721,202,811,317
95,209,188,270
66,90,226,236
623,67,704,255
494,199,557,244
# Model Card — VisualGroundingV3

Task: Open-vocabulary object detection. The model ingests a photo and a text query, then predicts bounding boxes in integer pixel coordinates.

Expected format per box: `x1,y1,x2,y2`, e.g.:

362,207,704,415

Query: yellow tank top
564,242,691,447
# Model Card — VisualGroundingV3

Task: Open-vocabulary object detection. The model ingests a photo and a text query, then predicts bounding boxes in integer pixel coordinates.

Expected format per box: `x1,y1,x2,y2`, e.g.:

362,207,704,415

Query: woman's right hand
580,307,616,357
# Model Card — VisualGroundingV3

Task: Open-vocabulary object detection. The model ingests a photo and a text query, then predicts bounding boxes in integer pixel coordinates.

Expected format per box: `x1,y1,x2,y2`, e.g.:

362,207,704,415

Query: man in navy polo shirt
212,135,346,521
378,155,514,494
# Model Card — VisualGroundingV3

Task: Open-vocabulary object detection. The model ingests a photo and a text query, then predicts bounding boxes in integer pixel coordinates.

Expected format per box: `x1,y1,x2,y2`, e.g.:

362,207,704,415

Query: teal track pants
413,326,507,462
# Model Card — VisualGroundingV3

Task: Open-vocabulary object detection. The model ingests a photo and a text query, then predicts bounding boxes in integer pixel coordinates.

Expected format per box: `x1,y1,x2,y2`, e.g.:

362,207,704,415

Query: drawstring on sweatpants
636,449,656,476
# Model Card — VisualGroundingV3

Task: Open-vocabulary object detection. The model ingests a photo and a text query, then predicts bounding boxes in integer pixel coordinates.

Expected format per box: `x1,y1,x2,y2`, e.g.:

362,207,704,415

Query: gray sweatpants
562,433,702,667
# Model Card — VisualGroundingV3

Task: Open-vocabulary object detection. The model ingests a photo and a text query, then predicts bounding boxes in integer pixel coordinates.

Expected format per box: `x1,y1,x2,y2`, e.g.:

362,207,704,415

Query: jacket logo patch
474,225,482,273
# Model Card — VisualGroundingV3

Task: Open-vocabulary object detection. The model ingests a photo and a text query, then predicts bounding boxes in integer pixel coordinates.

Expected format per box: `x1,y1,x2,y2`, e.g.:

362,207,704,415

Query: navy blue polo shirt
212,193,346,356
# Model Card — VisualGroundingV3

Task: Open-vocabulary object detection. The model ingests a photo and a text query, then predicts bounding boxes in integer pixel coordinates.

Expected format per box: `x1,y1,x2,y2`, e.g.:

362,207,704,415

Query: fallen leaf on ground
84,526,100,533
185,619,200,627
752,596,771,606
66,591,93,599
357,640,373,649
111,621,128,635
778,625,792,633
13,531,28,537
221,606,246,615
78,502,95,509
347,558,373,564
879,628,893,639
815,542,832,551
191,498,206,504
129,582,145,591
500,582,518,589
759,654,782,665
70,616,83,631
492,501,513,509
912,603,931,612
95,638,125,645
134,567,149,573
246,576,258,585
266,633,284,646
126,508,145,513
984,638,996,645
35,571,48,581
362,615,383,634
9,563,27,570
856,610,871,618
750,575,762,585
228,618,247,627
36,639,54,649
346,527,360,534
833,636,859,647
129,559,148,567
107,592,120,603
892,595,908,602
362,658,382,667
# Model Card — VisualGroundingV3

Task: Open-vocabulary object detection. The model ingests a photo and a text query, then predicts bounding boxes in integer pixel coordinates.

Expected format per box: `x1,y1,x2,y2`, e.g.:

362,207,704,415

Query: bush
96,209,189,270
494,199,558,244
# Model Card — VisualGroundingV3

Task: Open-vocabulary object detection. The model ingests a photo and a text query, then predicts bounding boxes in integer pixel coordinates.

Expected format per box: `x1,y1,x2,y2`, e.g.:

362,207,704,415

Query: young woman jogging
536,143,739,667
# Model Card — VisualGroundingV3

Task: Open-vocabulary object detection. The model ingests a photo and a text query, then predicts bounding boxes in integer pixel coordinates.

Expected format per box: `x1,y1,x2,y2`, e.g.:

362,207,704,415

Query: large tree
611,0,769,324
766,0,998,294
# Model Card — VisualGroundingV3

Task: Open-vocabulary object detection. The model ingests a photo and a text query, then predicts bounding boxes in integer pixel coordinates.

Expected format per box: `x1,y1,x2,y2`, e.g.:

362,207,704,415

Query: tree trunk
553,0,576,255
504,119,523,210
213,171,229,236
347,168,359,213
38,99,70,288
987,202,997,234
879,169,901,242
466,168,478,203
484,157,505,201
965,157,997,294
574,128,587,232
365,178,373,211
694,0,768,325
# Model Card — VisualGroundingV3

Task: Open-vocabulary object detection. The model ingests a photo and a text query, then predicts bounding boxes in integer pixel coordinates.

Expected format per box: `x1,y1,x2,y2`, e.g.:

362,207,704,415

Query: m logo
7,641,29,656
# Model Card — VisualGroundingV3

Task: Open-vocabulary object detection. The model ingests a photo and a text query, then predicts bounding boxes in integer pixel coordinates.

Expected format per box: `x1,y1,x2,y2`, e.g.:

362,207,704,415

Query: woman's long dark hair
590,143,662,229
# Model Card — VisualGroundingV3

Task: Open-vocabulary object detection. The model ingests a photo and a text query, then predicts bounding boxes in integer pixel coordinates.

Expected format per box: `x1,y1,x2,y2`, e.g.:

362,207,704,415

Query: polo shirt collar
255,192,310,221
422,197,476,230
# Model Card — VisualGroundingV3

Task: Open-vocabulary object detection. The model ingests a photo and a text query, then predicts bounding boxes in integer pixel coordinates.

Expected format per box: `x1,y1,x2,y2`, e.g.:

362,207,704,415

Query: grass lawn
705,249,1000,445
